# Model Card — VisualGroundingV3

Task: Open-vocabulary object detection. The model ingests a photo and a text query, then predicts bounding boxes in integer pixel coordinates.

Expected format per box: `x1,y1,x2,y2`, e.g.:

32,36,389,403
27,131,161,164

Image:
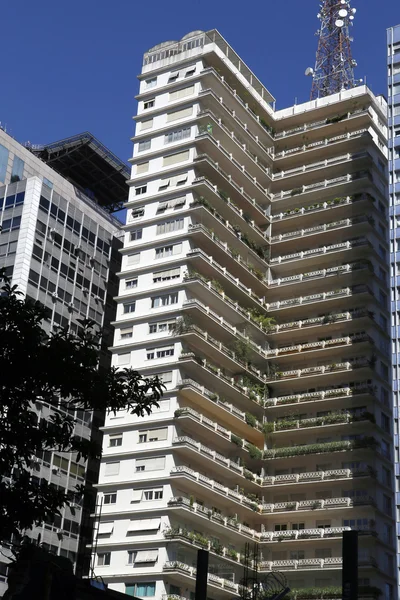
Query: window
109,435,123,447
146,346,174,360
139,428,168,443
157,371,173,384
143,488,163,500
315,548,331,559
290,550,305,560
125,582,156,597
292,523,305,530
11,156,24,182
169,85,195,101
123,302,136,314
168,71,179,83
98,521,114,536
153,268,180,283
145,77,157,88
143,99,155,110
135,185,147,195
127,253,140,265
383,494,392,515
104,462,120,476
381,413,390,432
135,457,165,472
120,327,133,340
156,218,184,235
131,206,145,219
136,161,149,174
151,293,178,308
157,195,186,208
163,150,190,167
149,319,176,333
0,144,9,182
132,550,159,564
274,524,287,531
97,552,111,566
130,229,143,241
126,278,138,289
166,106,193,122
185,67,196,77
164,127,191,144
138,140,151,152
104,493,117,504
1,216,21,232
117,353,130,366
155,243,182,259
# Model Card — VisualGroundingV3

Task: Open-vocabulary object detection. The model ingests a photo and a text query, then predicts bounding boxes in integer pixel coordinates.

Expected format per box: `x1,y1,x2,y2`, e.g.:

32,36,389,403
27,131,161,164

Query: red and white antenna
306,0,358,100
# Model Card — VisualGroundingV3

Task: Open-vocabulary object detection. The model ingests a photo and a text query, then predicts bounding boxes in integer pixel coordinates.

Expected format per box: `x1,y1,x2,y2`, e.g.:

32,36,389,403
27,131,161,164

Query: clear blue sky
1,0,399,165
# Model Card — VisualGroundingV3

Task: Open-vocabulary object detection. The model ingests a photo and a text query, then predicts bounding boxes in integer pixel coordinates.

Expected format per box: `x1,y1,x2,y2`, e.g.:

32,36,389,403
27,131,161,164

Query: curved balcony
274,107,373,142
263,437,378,461
273,127,371,164
267,309,373,340
271,170,373,213
259,556,378,572
196,113,271,183
270,215,374,250
163,561,239,596
164,527,247,564
191,177,269,239
189,198,269,266
265,383,376,410
260,495,376,515
198,87,273,161
266,411,375,438
193,154,270,221
174,406,264,454
262,466,374,488
260,525,375,542
177,354,266,416
269,237,372,276
265,333,374,366
271,151,370,191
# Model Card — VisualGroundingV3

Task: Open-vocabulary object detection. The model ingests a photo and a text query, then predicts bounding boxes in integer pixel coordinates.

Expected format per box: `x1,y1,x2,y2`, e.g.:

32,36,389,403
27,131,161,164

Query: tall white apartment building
95,30,396,600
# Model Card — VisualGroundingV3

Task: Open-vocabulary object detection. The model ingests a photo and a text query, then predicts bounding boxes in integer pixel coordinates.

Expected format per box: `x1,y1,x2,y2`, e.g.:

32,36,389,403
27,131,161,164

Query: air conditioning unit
83,288,89,295
49,228,56,237
68,302,74,310
52,468,60,475
52,292,58,300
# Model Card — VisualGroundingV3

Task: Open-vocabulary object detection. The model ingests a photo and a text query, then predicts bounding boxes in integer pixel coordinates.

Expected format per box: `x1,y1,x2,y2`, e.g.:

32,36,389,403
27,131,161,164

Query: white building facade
96,30,396,600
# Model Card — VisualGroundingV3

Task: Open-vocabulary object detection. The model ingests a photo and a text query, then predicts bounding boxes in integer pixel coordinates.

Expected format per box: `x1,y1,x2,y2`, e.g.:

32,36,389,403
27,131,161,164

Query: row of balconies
265,332,372,358
273,127,370,160
271,151,369,184
270,215,373,245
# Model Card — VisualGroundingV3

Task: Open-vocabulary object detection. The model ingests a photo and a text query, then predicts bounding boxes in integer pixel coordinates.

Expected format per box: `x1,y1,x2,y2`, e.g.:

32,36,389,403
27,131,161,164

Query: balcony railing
259,557,344,571
267,260,370,289
174,406,263,443
268,309,371,335
264,356,372,384
266,383,375,407
271,193,373,222
272,170,372,201
270,215,373,244
274,107,372,140
265,333,372,358
273,127,369,159
272,151,369,181
163,561,239,593
270,237,369,265
267,284,371,312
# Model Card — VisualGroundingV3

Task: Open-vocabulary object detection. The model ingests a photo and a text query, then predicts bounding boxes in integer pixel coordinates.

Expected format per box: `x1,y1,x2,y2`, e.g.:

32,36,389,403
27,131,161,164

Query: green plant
211,279,224,294
226,548,238,560
245,412,257,428
262,422,274,434
231,434,243,447
247,444,262,460
174,408,184,417
211,541,223,555
189,495,194,507
232,338,253,363
326,113,347,124
291,187,302,196
243,469,255,481
218,189,229,202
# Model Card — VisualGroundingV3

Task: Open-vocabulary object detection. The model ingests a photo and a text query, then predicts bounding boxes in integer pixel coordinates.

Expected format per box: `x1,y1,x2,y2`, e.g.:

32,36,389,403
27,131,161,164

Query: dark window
39,196,50,212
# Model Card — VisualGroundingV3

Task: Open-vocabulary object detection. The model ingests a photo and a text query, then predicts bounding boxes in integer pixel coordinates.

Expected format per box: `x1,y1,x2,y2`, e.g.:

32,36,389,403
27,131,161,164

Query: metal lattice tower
310,0,357,100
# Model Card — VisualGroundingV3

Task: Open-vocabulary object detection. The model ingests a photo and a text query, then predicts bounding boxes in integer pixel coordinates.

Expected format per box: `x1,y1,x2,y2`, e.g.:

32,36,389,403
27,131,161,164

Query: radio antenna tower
307,0,357,100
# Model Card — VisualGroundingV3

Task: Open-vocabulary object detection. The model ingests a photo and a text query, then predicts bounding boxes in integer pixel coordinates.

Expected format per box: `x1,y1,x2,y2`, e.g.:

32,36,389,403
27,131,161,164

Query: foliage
231,338,253,363
249,310,276,331
231,434,243,447
247,444,262,460
0,271,164,543
245,412,257,428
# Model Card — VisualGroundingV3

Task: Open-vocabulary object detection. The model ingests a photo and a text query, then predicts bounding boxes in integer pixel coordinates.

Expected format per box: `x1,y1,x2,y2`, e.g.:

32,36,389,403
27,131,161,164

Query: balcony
273,127,371,164
193,154,270,221
259,556,378,572
163,561,239,596
263,437,378,461
267,309,373,339
191,177,269,240
265,383,376,410
196,114,271,183
270,170,373,213
266,410,375,437
178,379,265,443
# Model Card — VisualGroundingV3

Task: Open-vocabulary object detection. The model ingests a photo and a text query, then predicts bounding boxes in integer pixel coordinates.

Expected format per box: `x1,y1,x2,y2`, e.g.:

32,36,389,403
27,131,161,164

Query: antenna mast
309,0,357,100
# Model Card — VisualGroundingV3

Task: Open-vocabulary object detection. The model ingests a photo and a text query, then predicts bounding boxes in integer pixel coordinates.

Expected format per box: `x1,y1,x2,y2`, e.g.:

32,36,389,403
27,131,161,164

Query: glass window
97,552,111,566
0,144,9,183
136,582,156,596
123,302,136,314
138,140,151,152
11,156,24,182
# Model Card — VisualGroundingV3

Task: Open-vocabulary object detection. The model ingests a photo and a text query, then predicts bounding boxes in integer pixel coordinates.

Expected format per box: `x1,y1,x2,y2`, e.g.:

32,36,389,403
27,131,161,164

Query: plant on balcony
211,279,224,294
249,310,276,331
192,195,215,214
218,189,229,202
262,422,274,434
189,532,209,547
189,495,194,507
286,587,342,599
211,540,224,555
247,444,262,460
248,264,265,280
231,434,243,447
326,112,347,124
171,316,193,335
243,469,255,481
229,246,240,259
206,361,219,374
245,412,257,428
231,338,254,363
290,187,303,196
226,548,238,560
174,409,184,417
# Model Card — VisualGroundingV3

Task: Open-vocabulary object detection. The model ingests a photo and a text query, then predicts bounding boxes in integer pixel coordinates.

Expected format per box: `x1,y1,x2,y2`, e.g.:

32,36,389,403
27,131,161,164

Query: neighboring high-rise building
95,30,395,600
0,129,128,592
387,22,400,597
